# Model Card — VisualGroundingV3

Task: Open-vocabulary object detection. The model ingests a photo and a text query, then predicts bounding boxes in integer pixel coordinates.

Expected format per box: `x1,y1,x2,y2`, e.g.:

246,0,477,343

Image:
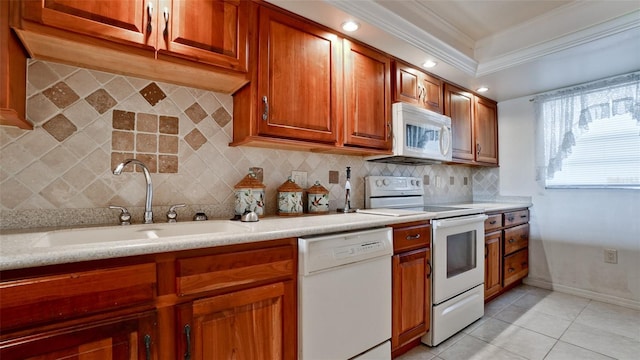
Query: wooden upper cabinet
444,83,475,161
157,0,248,72
474,96,499,165
21,0,153,49
255,6,340,144
421,73,443,114
392,60,443,114
343,39,391,150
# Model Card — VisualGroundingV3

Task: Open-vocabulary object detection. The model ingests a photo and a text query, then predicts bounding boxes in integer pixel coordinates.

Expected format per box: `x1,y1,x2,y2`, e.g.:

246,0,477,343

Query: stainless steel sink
33,221,250,247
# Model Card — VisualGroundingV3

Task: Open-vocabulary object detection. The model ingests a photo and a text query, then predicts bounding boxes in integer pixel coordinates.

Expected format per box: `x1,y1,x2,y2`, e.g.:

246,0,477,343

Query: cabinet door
257,7,340,143
343,39,391,150
421,73,443,114
157,0,248,72
0,311,157,359
21,0,153,49
177,281,294,360
393,61,421,105
392,248,431,351
484,231,502,300
474,96,499,165
444,83,475,161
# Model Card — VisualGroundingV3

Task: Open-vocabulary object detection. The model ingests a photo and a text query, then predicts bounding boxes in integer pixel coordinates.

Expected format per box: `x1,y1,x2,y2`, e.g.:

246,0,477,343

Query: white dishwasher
298,227,393,360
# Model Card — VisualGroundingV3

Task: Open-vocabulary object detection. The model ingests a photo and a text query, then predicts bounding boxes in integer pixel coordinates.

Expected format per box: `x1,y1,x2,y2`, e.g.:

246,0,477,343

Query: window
534,72,640,189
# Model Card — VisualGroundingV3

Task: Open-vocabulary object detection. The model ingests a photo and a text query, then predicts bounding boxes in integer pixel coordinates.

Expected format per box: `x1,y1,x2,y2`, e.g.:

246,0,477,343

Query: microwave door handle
440,125,451,156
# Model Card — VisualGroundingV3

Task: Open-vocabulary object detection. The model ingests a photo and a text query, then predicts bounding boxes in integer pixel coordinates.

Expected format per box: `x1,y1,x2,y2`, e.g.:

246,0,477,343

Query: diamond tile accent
42,114,77,142
85,89,117,114
43,82,80,109
185,129,207,151
159,116,179,134
185,102,207,124
212,107,232,127
113,110,135,130
139,82,166,106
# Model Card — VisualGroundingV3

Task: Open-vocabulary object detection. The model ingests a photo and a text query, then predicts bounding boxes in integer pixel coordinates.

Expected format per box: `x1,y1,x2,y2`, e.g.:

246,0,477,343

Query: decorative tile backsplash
0,60,492,230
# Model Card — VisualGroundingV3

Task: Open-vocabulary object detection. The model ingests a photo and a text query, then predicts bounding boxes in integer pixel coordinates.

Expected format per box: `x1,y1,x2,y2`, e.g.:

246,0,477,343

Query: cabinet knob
508,267,515,273
426,260,432,279
489,220,497,225
476,143,481,155
508,238,515,243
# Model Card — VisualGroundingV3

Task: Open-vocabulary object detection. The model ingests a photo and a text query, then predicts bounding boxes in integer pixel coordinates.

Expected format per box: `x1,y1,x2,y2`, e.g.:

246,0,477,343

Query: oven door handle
432,214,488,229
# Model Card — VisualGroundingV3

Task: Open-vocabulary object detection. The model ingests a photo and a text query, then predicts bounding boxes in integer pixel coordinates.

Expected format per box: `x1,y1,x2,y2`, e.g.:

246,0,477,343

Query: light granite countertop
0,201,531,271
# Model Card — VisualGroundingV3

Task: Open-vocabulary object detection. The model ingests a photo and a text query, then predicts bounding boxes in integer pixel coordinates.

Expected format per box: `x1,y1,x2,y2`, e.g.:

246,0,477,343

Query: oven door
431,214,487,304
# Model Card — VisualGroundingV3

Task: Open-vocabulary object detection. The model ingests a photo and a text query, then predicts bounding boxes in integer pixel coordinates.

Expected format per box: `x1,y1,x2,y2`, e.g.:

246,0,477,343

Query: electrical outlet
292,171,308,188
604,249,618,264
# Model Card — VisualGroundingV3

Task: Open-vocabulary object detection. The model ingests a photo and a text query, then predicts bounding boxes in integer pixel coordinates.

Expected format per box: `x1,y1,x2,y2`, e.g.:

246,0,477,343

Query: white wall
498,97,640,307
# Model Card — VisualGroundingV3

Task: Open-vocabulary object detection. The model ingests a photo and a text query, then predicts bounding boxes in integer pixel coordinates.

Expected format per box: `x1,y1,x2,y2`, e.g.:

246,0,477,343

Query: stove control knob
382,179,389,186
410,179,416,186
375,179,382,187
416,180,421,187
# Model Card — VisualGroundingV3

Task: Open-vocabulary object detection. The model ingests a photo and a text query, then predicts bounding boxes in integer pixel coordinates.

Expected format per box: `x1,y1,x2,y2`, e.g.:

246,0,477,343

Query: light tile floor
397,285,640,360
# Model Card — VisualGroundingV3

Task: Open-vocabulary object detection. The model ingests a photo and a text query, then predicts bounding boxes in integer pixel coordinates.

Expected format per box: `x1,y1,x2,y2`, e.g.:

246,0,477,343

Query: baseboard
523,278,640,311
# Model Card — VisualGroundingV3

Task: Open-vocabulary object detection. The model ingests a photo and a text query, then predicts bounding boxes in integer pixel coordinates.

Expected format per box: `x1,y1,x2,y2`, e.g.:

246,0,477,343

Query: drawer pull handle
146,2,153,34
489,220,497,224
520,215,528,218
426,260,432,279
262,96,269,121
508,267,515,273
144,334,152,360
507,217,515,222
184,324,192,360
508,238,515,243
406,234,421,240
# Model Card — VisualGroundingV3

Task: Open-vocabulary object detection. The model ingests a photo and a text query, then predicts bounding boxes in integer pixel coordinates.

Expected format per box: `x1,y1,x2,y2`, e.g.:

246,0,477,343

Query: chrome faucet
113,159,154,224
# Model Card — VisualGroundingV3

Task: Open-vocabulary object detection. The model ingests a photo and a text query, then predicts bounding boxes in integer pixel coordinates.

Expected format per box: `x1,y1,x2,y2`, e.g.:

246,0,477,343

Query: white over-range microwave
367,102,452,165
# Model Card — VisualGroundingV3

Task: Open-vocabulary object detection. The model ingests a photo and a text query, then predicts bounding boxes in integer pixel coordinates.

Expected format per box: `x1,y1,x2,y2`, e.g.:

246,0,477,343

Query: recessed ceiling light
341,21,359,32
476,87,489,93
423,60,437,68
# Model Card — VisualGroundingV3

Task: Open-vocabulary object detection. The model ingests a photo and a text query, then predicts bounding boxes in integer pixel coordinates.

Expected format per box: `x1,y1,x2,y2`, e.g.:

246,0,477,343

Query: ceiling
266,0,640,102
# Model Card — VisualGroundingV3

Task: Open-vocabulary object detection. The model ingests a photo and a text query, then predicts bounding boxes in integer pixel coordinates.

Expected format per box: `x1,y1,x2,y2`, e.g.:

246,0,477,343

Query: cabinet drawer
484,214,502,232
504,249,529,287
0,263,156,331
504,209,529,227
392,223,431,253
504,223,529,255
176,245,295,296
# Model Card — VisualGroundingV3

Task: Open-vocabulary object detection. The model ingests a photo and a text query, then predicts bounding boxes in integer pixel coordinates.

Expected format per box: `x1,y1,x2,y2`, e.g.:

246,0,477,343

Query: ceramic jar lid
307,180,328,195
234,171,265,189
277,177,303,193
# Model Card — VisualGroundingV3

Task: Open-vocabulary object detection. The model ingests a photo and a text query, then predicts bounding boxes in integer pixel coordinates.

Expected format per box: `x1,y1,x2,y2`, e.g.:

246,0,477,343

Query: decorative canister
234,170,265,217
307,181,329,214
277,177,304,216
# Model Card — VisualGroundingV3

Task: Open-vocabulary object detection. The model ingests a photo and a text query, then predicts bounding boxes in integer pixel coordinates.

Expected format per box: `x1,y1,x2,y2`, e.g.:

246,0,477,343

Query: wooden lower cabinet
176,281,292,360
1,311,158,359
390,221,431,357
0,238,297,360
484,230,502,299
484,208,530,302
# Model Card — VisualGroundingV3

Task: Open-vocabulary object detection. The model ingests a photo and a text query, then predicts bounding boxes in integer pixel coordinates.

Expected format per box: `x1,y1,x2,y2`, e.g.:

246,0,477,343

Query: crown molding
476,10,640,76
326,0,478,76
